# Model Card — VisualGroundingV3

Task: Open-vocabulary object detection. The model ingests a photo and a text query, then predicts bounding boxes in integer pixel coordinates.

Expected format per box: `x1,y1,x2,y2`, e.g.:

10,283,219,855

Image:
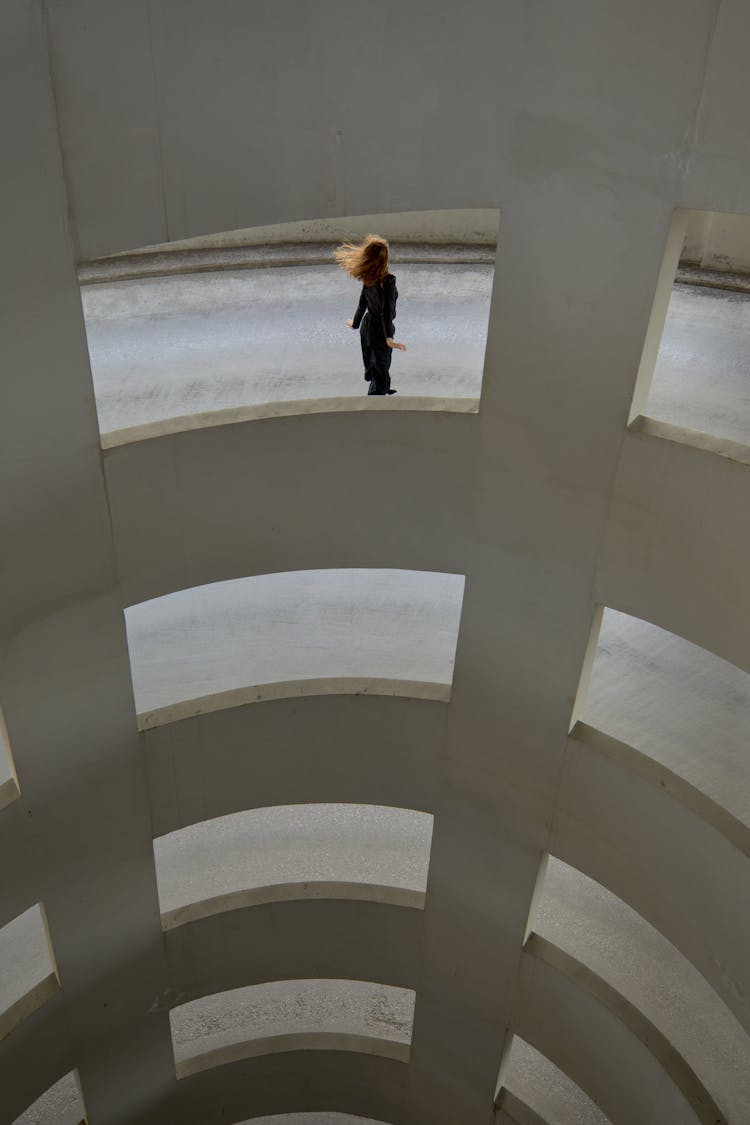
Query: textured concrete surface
584,609,750,824
154,804,433,928
7,4,750,1124
502,1035,611,1125
82,263,750,450
649,284,750,446
536,858,750,1125
0,712,15,800
170,979,415,1075
12,1071,84,1125
238,1118,386,1125
83,261,492,440
124,570,465,726
0,905,56,1033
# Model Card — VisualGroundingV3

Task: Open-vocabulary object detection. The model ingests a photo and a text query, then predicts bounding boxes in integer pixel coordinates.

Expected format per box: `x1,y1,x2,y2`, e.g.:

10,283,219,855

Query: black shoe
387,388,398,395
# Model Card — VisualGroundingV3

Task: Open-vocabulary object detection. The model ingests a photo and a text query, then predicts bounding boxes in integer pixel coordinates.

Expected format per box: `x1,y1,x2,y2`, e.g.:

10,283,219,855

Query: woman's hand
345,319,354,328
387,338,407,351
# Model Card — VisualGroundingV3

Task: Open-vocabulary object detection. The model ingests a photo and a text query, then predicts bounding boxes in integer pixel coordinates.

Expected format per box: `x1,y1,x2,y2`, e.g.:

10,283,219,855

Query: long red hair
334,234,390,286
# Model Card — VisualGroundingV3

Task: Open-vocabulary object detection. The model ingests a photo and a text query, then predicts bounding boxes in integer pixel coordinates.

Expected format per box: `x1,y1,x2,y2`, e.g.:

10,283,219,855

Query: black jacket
352,273,398,339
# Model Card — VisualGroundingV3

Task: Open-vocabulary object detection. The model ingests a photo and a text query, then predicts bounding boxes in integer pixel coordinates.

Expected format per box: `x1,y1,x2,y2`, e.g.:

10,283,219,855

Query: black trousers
360,324,392,395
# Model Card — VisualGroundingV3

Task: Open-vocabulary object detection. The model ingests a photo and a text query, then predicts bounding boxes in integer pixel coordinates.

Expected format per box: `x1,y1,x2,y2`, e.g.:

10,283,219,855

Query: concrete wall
683,209,750,273
3,1,750,1124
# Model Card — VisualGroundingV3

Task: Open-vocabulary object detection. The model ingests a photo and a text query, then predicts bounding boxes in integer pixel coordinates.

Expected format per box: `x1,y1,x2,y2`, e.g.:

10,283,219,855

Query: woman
334,234,406,395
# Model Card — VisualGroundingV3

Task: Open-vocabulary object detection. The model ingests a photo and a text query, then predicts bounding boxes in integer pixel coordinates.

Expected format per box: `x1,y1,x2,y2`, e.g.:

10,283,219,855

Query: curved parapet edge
162,882,425,932
175,1030,410,1080
0,973,60,1044
571,722,750,861
101,396,480,450
0,775,20,815
137,677,451,731
629,414,750,468
524,933,727,1125
495,1089,551,1125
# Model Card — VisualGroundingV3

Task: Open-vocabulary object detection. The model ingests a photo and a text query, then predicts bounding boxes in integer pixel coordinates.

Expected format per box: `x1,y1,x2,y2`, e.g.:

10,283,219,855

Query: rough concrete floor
124,570,465,722
81,259,750,449
650,283,750,445
82,260,492,437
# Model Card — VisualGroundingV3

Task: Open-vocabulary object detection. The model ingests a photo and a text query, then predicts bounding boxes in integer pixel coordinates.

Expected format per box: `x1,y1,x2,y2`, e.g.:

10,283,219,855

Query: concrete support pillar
0,4,174,1122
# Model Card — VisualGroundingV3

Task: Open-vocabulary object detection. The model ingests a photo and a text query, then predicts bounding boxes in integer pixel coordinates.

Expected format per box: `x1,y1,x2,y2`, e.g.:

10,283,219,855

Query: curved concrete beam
552,724,750,1039
0,905,59,1044
582,608,750,827
154,804,432,930
0,708,19,815
236,1116,390,1125
519,935,725,1125
103,411,475,608
0,1004,74,1125
169,980,414,1080
534,856,750,1122
495,1091,550,1125
498,1034,611,1125
162,900,423,1007
164,1051,407,1125
599,425,750,673
82,260,490,445
11,1070,84,1125
124,570,464,730
143,695,444,840
102,396,479,449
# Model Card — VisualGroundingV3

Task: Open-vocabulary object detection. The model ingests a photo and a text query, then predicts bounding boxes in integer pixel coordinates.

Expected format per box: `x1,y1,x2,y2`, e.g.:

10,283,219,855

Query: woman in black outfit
335,235,406,395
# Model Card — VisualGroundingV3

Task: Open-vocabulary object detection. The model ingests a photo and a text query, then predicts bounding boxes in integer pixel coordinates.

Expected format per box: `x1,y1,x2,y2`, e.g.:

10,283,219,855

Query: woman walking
335,235,406,395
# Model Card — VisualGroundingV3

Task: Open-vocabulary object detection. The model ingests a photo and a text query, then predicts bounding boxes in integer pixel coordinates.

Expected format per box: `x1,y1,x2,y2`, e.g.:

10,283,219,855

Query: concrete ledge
175,1031,410,1080
154,804,432,931
0,973,60,1045
80,241,497,285
571,723,750,861
0,905,60,1045
553,723,750,1038
101,395,480,450
235,1116,390,1125
533,849,750,1123
495,1090,550,1125
170,980,414,1081
125,570,464,730
497,1034,611,1125
522,934,726,1125
137,677,451,732
629,414,750,468
162,881,425,931
0,775,20,815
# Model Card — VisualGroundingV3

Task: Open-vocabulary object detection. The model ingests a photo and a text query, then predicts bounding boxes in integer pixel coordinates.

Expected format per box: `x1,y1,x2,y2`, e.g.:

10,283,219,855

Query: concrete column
0,4,173,1122
404,3,718,1119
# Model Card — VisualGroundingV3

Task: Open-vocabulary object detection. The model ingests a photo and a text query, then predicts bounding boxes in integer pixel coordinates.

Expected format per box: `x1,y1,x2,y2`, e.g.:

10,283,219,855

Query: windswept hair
334,234,390,286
